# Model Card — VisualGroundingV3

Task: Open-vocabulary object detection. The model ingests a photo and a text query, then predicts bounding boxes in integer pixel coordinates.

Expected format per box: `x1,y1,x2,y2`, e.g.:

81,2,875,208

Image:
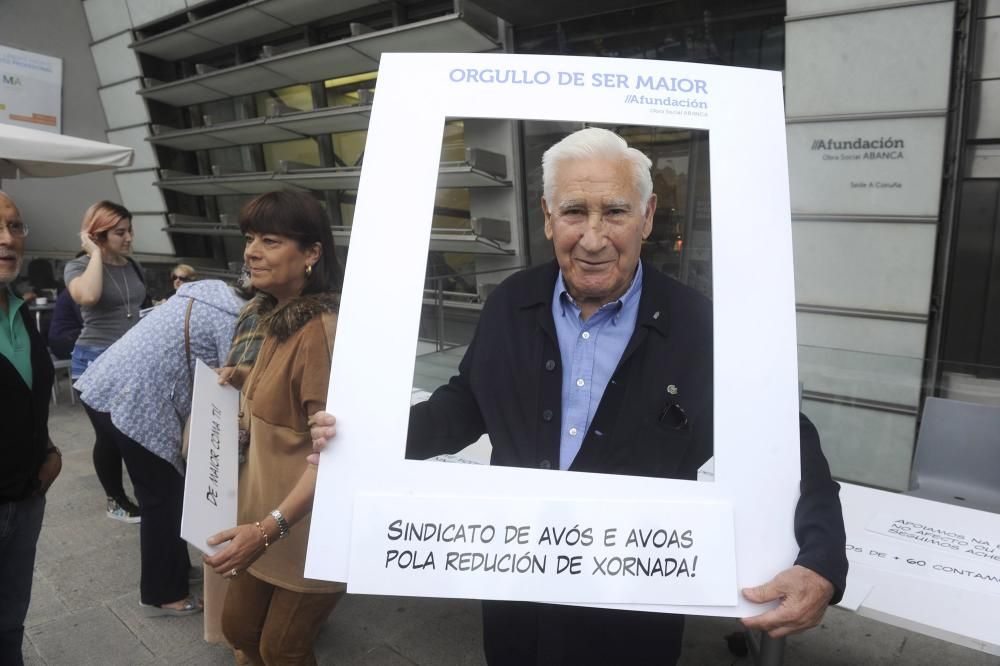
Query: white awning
0,123,133,179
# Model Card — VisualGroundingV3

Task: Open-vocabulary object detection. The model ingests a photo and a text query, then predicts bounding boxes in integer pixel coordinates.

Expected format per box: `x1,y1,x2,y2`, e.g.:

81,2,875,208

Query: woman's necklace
103,263,133,320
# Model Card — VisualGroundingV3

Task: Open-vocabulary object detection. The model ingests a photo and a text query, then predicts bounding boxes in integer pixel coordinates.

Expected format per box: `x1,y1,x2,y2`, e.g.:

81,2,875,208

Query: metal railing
421,264,525,352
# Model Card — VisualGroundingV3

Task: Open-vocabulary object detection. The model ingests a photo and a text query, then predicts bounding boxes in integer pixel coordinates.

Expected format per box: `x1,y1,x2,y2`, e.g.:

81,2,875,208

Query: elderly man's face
543,157,655,316
0,195,24,288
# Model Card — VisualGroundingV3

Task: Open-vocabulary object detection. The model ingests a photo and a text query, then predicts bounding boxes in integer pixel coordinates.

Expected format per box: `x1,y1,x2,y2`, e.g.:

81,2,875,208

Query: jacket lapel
618,260,671,368
514,261,561,468
570,261,676,473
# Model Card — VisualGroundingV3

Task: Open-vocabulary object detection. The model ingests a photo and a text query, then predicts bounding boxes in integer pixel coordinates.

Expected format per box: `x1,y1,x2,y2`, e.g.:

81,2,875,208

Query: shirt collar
0,287,24,319
554,262,644,323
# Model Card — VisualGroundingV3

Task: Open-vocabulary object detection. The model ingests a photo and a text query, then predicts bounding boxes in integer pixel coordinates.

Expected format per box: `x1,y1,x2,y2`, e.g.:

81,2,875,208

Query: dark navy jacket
1,302,54,502
407,260,847,665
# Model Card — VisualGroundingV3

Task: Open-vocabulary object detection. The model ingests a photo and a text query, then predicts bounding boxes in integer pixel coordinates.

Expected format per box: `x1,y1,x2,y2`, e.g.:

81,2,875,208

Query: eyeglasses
0,221,29,238
171,274,193,282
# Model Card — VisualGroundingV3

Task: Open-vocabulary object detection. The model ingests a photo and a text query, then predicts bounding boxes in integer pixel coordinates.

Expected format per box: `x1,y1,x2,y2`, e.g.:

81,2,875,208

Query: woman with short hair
205,190,345,665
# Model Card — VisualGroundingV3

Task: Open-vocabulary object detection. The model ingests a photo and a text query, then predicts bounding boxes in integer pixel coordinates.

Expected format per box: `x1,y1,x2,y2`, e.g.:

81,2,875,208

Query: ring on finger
229,568,239,578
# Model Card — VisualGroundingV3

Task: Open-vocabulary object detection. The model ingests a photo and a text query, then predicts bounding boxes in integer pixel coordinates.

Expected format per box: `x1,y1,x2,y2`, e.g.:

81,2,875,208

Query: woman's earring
305,264,313,277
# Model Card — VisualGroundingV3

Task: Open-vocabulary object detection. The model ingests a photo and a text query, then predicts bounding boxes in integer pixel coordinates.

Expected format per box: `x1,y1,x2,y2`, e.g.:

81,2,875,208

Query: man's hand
306,411,337,465
740,565,834,638
37,448,62,494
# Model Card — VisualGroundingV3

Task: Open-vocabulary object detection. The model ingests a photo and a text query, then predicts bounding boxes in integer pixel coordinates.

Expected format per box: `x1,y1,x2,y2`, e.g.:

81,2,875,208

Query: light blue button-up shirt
552,263,643,470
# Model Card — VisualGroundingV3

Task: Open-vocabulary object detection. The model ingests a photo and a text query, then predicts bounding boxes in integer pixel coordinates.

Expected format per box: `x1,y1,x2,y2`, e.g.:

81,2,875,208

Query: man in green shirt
0,191,61,666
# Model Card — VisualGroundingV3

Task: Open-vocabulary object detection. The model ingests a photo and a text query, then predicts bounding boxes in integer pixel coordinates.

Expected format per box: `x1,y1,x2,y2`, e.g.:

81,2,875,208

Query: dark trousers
80,396,129,501
482,600,684,666
0,494,45,666
84,406,190,606
48,337,75,360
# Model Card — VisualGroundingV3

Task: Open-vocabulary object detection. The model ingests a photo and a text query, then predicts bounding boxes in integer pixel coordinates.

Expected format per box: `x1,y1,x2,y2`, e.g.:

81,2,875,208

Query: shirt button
542,409,553,422
545,359,556,371
576,378,585,387
539,459,551,469
581,331,590,340
569,427,578,436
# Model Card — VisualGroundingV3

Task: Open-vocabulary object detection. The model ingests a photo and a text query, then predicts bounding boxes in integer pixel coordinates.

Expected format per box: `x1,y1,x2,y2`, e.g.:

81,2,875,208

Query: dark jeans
48,337,75,360
80,400,129,502
0,494,45,666
84,407,190,606
75,346,130,502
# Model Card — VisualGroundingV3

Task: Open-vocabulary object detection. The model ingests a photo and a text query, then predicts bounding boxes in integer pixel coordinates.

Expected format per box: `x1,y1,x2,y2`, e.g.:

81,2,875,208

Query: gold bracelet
254,521,270,549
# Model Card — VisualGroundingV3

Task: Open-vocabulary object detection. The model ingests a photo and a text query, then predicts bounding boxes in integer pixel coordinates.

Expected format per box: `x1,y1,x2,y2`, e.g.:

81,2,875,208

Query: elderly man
0,192,61,665
313,128,847,665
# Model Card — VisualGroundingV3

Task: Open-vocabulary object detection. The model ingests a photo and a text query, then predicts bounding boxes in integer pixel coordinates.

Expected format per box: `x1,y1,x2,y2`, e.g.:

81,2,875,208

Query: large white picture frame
307,52,801,618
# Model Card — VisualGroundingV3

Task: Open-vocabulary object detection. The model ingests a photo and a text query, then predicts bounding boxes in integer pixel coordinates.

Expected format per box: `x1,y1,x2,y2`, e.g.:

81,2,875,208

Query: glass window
332,130,368,168
521,121,712,298
261,138,321,172
255,84,315,116
514,1,785,71
324,71,378,108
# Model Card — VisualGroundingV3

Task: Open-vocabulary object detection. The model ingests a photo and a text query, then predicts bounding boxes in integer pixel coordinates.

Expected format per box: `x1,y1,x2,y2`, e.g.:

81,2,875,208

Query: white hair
0,191,19,221
541,128,653,212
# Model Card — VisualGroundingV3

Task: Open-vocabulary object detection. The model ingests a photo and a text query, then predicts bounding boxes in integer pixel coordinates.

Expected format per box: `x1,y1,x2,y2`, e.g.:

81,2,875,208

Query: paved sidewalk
19,400,1000,665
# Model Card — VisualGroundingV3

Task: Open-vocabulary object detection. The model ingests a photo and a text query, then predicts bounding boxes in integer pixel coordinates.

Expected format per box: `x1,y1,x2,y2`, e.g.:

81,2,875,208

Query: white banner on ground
838,483,1000,654
181,360,239,555
868,511,1000,566
348,495,737,605
851,510,1000,597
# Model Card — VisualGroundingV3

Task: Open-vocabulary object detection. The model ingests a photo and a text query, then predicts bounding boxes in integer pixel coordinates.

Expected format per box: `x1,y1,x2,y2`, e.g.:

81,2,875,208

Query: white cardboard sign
307,53,801,617
348,495,737,605
838,483,1000,653
847,508,1000,598
181,360,239,555
867,511,1000,567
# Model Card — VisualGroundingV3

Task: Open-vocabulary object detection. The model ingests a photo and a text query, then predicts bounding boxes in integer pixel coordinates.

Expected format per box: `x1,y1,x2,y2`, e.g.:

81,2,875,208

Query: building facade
5,0,999,490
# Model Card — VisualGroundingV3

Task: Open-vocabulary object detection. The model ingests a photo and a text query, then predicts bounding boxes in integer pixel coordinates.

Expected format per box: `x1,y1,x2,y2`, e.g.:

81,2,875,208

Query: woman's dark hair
27,258,57,290
238,190,343,294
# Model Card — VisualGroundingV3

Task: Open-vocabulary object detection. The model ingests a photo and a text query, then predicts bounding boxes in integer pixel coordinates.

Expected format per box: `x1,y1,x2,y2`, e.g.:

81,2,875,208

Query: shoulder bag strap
184,298,195,388
124,255,146,284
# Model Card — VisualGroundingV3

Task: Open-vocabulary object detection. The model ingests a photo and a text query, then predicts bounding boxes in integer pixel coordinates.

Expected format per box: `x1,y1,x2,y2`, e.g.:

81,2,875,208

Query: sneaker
107,496,141,524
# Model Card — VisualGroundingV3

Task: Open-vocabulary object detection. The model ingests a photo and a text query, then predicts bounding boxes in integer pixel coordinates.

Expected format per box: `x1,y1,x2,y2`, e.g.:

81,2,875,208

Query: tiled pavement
18,400,999,665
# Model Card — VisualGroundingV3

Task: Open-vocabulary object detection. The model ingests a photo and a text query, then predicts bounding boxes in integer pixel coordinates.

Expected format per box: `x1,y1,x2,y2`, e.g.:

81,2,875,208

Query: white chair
49,353,75,406
907,397,1000,513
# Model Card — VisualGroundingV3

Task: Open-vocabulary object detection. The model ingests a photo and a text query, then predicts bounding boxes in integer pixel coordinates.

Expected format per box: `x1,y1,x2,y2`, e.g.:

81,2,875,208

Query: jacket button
544,359,556,371
542,409,553,422
539,459,551,469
